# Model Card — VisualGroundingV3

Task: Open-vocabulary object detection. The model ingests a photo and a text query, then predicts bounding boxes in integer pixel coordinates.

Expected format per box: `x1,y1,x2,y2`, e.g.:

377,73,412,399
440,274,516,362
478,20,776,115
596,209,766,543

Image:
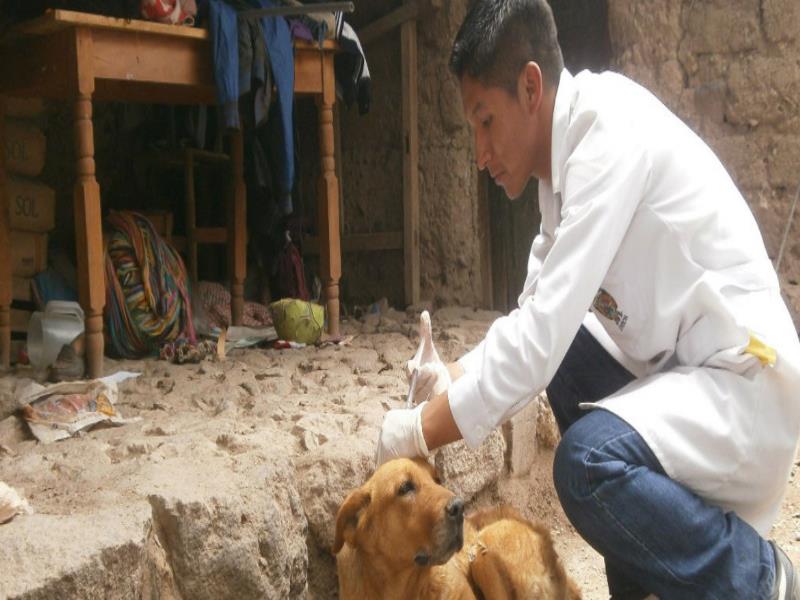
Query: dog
333,457,581,600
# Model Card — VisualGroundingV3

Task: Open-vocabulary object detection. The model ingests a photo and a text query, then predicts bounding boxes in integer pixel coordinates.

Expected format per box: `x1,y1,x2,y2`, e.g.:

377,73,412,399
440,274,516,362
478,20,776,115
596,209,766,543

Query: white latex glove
376,401,430,466
406,311,451,405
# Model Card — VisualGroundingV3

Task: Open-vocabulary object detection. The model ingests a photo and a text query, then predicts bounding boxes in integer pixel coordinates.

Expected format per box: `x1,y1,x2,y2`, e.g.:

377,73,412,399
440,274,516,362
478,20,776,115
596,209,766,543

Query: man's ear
520,61,543,112
332,487,371,554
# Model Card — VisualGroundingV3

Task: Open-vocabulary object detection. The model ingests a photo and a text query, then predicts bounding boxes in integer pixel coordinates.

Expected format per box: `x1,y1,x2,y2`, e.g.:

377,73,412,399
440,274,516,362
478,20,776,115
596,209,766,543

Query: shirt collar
550,68,574,195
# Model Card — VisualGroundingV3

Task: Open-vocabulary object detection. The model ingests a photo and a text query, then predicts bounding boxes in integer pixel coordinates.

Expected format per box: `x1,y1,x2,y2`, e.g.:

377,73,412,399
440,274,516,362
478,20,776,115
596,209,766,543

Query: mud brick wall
342,0,800,308
340,1,482,309
608,0,800,282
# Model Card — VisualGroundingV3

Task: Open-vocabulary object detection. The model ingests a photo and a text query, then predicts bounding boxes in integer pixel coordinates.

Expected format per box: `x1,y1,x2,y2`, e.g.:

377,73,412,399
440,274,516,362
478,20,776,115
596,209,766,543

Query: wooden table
0,10,342,377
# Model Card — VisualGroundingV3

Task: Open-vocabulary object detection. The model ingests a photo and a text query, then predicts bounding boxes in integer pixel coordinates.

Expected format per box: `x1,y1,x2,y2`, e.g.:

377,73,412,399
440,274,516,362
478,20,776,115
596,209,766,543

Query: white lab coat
449,69,800,534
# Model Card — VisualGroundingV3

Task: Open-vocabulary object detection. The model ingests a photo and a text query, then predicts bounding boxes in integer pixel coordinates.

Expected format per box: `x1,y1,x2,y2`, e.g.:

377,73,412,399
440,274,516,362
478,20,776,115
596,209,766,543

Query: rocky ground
1,304,799,599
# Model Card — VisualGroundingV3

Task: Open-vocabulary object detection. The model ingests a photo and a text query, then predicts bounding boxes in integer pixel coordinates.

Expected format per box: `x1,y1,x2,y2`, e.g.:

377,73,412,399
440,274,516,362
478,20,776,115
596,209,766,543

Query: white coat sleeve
449,109,653,447
458,341,486,374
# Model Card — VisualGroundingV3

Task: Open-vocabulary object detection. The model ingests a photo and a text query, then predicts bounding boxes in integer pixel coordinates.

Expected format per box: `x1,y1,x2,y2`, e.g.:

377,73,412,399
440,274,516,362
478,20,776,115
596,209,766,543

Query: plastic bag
140,0,196,25
270,298,324,345
17,372,141,444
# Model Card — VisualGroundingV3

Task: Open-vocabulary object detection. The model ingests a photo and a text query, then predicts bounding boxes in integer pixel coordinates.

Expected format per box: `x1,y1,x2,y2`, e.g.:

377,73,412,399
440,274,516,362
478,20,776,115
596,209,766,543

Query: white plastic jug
27,301,85,369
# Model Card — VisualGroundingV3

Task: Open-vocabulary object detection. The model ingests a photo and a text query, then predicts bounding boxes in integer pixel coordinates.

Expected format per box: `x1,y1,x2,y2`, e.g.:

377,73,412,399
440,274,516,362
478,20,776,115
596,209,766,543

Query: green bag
269,298,325,345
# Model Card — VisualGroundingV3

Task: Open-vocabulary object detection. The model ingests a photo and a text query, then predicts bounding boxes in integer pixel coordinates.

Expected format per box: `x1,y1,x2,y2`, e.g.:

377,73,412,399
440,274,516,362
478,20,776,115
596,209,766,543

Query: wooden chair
178,147,231,282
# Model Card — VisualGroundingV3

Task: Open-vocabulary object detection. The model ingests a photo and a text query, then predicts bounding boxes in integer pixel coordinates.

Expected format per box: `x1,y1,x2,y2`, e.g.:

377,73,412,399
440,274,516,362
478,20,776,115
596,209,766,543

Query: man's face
460,72,544,199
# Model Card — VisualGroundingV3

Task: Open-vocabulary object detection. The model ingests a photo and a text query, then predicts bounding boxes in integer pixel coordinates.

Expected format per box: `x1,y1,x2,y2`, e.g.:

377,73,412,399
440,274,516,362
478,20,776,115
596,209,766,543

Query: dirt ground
2,304,800,599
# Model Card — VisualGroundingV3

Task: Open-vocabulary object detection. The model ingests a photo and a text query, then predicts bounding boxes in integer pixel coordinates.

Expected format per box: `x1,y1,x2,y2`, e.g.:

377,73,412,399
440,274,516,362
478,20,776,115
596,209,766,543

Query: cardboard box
12,276,33,302
5,97,46,119
4,120,46,177
10,308,32,333
6,177,56,233
11,230,48,277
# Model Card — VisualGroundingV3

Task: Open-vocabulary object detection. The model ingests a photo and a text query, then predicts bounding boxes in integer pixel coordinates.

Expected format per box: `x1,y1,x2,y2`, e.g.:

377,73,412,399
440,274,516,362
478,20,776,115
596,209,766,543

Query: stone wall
607,0,800,282
338,1,484,309
416,2,484,308
337,22,406,309
345,0,800,308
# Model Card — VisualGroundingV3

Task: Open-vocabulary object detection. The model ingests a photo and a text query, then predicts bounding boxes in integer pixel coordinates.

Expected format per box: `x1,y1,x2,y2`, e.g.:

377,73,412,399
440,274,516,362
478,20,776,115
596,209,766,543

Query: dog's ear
332,487,371,554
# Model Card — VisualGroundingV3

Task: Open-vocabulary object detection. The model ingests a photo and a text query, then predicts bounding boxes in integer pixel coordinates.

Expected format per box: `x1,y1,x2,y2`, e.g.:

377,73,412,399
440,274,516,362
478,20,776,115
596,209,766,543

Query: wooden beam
91,29,214,89
185,148,229,164
305,232,403,255
0,96,11,370
401,9,420,307
15,9,209,40
238,3,355,20
70,27,105,378
359,0,419,46
227,127,246,326
195,226,228,244
334,102,345,237
295,45,332,95
93,80,216,104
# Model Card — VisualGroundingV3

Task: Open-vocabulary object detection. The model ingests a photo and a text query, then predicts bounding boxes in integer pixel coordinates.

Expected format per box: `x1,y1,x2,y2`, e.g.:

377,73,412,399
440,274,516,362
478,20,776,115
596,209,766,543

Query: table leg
228,127,245,326
317,97,341,336
73,94,105,378
0,98,10,371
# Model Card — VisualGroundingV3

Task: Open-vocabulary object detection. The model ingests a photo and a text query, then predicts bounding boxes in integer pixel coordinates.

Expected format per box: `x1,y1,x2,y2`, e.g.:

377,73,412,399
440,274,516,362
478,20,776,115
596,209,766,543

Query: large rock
0,506,151,600
294,435,375,553
0,429,309,600
148,488,307,600
291,412,361,451
294,435,376,600
502,398,541,477
435,429,506,502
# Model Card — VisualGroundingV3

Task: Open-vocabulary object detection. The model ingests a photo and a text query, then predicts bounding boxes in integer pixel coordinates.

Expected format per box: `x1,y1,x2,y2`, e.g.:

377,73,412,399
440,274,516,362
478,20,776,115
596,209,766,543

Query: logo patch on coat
593,288,628,331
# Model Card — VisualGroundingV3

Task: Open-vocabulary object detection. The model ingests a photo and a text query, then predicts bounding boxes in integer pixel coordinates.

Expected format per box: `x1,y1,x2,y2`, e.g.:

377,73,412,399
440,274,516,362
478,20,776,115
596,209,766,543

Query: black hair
449,0,564,94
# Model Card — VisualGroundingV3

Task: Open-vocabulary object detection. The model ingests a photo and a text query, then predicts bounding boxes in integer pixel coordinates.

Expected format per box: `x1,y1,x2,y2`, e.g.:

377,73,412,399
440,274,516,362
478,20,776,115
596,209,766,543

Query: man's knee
554,411,638,509
553,415,594,513
554,410,665,516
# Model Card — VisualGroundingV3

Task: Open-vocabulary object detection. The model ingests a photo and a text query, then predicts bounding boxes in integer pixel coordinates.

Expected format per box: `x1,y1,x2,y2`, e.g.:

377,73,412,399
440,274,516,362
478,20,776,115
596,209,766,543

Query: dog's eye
398,480,415,496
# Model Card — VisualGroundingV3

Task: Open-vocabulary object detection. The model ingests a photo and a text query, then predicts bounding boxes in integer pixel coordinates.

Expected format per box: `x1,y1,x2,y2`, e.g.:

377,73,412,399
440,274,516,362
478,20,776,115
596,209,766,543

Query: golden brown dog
333,457,581,600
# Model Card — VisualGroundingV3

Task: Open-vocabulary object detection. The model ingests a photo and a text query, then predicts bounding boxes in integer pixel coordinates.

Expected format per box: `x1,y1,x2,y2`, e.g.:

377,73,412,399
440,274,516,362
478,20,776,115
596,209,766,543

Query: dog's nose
445,497,464,521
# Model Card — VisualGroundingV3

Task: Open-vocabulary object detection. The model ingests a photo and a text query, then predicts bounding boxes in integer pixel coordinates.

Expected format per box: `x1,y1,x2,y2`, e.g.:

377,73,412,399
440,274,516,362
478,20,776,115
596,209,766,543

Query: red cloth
140,0,196,25
276,239,310,301
197,281,272,330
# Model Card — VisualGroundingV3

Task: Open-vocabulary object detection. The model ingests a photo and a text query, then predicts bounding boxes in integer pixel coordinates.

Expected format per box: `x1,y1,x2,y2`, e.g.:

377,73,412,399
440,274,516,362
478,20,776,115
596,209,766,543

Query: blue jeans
547,325,776,599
